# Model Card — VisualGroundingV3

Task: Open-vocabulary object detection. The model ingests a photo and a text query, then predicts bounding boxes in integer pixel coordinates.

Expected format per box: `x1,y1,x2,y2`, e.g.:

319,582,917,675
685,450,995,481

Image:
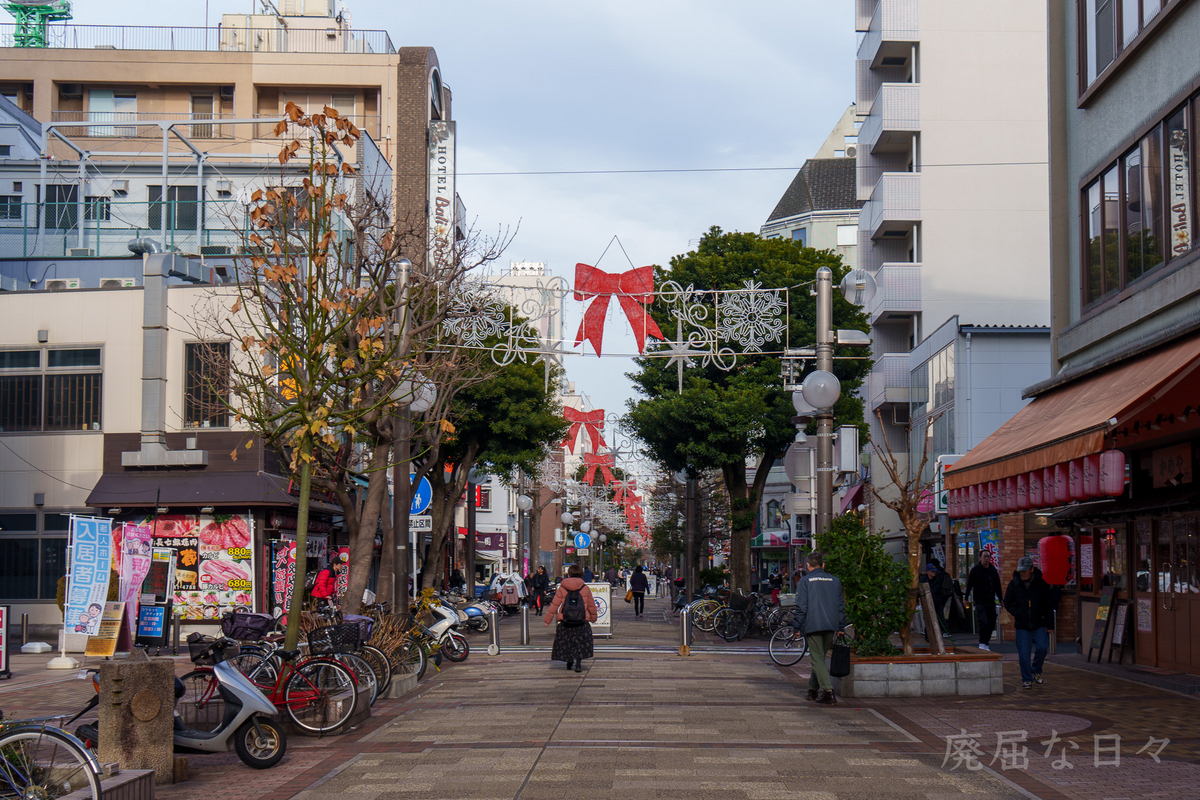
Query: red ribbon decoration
573,263,665,356
562,407,606,454
582,452,616,486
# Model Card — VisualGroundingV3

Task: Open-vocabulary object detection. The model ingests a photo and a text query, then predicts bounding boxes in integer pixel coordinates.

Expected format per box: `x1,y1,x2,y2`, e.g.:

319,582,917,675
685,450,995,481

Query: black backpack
562,588,587,625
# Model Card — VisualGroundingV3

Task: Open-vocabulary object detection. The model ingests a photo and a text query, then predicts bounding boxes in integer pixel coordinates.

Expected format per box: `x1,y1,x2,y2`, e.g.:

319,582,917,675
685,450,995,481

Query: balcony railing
862,171,921,237
859,83,920,154
867,353,911,409
253,114,381,140
867,262,921,322
50,111,236,139
857,0,919,64
0,23,395,54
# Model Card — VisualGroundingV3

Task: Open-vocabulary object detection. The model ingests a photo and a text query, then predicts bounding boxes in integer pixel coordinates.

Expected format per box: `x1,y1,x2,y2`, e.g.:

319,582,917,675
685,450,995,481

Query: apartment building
0,2,454,638
853,0,1052,553
947,0,1200,674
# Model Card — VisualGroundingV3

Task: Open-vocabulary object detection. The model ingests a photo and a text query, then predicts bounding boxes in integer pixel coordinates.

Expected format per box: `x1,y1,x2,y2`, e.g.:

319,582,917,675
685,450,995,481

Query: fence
0,23,396,54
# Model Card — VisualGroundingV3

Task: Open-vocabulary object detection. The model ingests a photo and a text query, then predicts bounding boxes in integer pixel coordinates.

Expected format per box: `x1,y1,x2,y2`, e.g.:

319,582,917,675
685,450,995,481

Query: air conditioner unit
199,245,231,256
111,179,129,195
46,278,81,291
67,248,94,257
846,145,857,158
58,83,82,99
100,277,137,288
219,86,234,102
215,179,232,193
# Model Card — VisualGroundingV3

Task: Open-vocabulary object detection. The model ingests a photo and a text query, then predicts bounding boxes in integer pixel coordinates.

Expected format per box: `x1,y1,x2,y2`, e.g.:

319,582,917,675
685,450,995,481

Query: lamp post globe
515,494,533,512
801,370,841,409
560,511,574,526
580,520,592,533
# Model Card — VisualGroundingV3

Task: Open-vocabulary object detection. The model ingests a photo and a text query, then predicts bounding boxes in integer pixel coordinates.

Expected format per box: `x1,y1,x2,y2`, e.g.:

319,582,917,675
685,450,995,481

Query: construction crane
4,0,72,48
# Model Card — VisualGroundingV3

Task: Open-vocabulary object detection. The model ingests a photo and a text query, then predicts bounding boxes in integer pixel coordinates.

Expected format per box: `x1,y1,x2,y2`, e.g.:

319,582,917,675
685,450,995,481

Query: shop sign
1169,125,1192,255
134,513,255,621
334,546,350,599
65,516,113,636
1151,442,1192,488
427,121,456,271
1137,597,1153,632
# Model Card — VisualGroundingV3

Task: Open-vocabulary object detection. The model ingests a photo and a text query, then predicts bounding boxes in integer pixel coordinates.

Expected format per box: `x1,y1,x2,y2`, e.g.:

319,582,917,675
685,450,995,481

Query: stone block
384,673,418,699
849,663,889,681
920,662,956,680
843,679,889,698
990,676,1005,694
956,677,995,695
98,653,177,785
920,678,958,696
955,659,1000,679
887,663,921,681
887,680,923,697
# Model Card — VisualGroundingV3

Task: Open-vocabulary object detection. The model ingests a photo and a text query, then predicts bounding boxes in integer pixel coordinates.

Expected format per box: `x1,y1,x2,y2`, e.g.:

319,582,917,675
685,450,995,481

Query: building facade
947,0,1200,673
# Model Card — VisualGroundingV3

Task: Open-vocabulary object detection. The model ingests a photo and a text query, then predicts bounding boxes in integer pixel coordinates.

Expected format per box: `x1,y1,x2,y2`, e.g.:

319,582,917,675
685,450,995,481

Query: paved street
3,595,1199,799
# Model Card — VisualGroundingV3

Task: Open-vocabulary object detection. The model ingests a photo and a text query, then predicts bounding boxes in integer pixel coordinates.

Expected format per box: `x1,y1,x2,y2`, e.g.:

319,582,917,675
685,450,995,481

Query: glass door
1154,519,1176,666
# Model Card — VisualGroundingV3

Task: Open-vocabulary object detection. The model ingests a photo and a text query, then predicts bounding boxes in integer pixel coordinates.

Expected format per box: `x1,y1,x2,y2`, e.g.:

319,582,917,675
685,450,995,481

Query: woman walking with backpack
544,564,598,672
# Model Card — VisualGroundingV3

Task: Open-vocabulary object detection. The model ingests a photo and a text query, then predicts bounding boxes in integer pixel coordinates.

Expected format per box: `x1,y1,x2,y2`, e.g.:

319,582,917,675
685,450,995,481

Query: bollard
172,613,181,656
487,608,501,655
1049,609,1057,655
21,612,28,646
678,606,692,656
520,605,531,645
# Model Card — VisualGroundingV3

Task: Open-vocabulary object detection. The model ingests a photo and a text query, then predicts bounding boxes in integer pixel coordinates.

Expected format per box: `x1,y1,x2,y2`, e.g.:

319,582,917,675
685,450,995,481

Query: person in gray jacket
794,551,849,705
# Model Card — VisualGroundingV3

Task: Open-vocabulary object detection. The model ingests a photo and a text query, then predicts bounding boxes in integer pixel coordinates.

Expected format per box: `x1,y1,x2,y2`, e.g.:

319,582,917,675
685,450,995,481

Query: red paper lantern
1083,454,1100,498
1028,470,1044,507
968,484,980,516
1068,459,1085,499
1053,463,1071,504
1099,450,1125,496
1004,476,1018,512
986,481,997,514
1038,535,1072,585
1016,473,1031,510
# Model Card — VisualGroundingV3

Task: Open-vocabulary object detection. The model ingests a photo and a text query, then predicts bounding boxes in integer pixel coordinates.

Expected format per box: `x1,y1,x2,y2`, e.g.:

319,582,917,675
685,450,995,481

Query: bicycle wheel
768,627,809,666
283,658,358,734
177,669,224,733
690,600,721,632
228,650,278,689
711,608,745,642
389,639,426,681
336,652,379,707
359,644,393,696
0,725,102,800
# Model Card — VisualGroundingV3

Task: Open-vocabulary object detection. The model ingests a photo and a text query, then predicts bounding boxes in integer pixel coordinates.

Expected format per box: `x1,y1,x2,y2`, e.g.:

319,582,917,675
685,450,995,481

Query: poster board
0,605,9,679
1087,586,1116,662
142,513,254,621
85,602,126,658
588,582,612,637
135,600,173,649
1109,602,1133,664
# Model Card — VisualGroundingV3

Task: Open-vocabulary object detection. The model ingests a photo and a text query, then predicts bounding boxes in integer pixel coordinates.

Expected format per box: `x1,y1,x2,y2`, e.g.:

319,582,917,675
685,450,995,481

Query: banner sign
588,582,612,637
272,540,297,617
65,516,113,636
427,120,456,272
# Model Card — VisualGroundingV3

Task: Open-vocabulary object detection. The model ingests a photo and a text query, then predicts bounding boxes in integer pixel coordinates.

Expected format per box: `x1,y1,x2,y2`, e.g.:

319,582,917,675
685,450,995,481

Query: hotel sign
1169,125,1192,255
428,121,456,272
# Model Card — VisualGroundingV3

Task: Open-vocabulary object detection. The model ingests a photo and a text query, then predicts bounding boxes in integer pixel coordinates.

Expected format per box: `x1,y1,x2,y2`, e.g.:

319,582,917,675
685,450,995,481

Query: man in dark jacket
964,551,1003,650
794,551,849,705
1003,556,1057,689
920,562,953,640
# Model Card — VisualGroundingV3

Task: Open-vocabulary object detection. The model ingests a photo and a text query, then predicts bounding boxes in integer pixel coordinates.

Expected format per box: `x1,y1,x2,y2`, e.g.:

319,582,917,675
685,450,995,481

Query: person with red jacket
544,564,598,672
310,564,337,611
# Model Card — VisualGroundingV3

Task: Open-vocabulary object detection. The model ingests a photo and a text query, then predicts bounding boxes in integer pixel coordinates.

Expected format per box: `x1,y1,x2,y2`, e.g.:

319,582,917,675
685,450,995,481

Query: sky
77,1,856,416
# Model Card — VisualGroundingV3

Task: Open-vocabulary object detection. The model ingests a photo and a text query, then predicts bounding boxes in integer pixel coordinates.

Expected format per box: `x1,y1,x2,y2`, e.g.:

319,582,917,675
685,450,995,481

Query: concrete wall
954,330,1050,452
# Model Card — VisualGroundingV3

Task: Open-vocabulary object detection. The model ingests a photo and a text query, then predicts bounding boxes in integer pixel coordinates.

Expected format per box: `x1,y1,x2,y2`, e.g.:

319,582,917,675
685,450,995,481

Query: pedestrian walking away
604,565,618,586
583,565,594,582
920,562,953,639
793,551,849,705
1003,555,1059,689
629,564,649,616
964,551,1003,650
530,565,551,613
544,564,598,672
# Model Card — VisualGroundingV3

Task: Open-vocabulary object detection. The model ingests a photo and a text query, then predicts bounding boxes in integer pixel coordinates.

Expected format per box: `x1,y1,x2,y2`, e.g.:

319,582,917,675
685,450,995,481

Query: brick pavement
3,595,1198,799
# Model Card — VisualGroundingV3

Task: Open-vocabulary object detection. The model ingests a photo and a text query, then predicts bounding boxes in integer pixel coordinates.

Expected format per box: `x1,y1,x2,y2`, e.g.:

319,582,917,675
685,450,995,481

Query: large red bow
582,452,616,486
573,263,664,356
562,407,606,454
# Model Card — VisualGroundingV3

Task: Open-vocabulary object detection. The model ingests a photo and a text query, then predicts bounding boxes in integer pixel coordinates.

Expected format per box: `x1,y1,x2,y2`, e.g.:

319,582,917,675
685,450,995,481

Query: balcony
867,353,911,410
861,172,920,238
867,263,921,323
253,114,381,140
0,23,395,54
857,0,919,67
50,112,236,139
859,83,919,154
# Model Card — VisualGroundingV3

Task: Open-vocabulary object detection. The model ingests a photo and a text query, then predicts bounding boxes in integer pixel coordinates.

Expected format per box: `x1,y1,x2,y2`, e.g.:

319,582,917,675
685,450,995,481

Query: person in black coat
629,565,650,616
964,551,1004,650
529,565,551,613
920,562,953,639
1003,556,1059,689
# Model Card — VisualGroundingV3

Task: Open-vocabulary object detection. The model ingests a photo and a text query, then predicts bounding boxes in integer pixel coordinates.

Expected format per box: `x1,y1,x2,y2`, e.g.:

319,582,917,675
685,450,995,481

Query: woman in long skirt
543,564,598,672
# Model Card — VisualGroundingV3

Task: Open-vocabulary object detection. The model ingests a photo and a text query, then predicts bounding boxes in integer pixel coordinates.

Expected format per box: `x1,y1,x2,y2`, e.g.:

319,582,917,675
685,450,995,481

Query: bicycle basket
307,623,361,655
221,611,275,641
187,632,240,665
728,592,751,611
342,614,374,642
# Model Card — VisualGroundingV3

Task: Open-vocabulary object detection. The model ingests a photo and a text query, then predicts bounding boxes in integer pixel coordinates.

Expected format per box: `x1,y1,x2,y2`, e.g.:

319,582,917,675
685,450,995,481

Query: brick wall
998,514,1024,640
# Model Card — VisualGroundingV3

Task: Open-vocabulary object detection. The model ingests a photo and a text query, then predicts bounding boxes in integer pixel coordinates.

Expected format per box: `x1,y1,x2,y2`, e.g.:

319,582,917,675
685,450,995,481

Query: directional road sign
573,532,591,549
410,475,432,515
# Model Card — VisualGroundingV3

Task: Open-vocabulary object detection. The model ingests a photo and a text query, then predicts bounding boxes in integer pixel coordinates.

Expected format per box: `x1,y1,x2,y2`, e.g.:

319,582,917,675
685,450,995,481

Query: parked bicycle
768,625,810,666
0,711,102,800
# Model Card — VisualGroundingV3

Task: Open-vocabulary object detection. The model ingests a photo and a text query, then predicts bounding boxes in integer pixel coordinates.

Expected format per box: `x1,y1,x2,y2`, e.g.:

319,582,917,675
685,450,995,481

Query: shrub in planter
816,513,909,656
698,567,729,588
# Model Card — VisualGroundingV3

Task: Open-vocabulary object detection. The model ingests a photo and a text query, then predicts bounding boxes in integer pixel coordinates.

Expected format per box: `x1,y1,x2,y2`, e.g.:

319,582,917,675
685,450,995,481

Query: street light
599,533,608,575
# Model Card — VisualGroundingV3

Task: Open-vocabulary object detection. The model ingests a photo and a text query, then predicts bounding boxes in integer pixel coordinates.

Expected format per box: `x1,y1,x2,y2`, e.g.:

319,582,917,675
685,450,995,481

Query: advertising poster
65,516,114,636
979,529,1000,574
137,604,166,639
334,546,349,600
85,602,126,658
143,513,254,621
588,582,612,637
272,540,297,616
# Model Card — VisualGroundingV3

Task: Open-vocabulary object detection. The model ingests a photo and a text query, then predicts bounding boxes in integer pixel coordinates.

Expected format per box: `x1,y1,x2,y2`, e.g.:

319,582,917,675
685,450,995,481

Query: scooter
74,639,287,770
458,599,496,633
426,598,471,662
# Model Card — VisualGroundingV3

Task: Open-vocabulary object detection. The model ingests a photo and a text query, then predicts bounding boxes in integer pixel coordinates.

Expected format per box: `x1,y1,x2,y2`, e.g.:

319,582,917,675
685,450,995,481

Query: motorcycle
427,598,471,662
73,639,287,770
457,598,499,633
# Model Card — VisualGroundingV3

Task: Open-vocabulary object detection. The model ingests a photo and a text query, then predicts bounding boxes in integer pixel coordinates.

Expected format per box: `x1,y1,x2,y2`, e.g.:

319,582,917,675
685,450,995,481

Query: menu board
1089,586,1116,654
131,513,256,621
85,602,126,658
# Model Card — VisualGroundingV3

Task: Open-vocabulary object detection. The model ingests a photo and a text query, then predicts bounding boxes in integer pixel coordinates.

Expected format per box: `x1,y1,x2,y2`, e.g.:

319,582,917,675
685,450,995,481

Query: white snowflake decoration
443,288,506,347
716,280,786,352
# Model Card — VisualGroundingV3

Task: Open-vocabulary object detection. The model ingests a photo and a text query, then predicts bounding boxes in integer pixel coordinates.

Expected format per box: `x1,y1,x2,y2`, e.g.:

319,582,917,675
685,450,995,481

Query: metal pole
466,482,477,591
685,478,696,602
679,606,692,652
393,257,411,614
21,612,28,646
815,267,834,537
172,612,181,656
487,608,501,654
520,604,530,645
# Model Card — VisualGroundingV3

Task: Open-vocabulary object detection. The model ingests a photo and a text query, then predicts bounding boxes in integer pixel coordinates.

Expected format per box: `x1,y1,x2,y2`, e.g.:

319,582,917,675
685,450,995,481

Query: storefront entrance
1152,517,1200,672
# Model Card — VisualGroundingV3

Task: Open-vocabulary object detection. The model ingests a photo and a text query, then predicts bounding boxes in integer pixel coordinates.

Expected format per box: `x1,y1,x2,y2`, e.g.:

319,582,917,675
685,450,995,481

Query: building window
1082,0,1168,89
0,512,66,601
148,185,200,231
46,184,77,230
0,195,20,220
792,228,807,247
765,499,783,529
1081,94,1195,307
836,224,857,247
910,344,955,484
0,347,102,432
185,342,230,428
0,145,10,157
477,486,491,511
84,196,110,221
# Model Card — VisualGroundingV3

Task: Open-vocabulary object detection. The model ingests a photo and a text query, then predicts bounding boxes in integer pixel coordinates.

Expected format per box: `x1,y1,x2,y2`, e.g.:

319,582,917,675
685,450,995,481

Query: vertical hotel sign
428,121,456,272
1169,124,1192,255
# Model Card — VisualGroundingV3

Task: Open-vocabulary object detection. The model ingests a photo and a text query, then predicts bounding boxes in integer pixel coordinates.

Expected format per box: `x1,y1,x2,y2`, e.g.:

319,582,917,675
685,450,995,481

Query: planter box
834,650,1003,698
383,672,418,699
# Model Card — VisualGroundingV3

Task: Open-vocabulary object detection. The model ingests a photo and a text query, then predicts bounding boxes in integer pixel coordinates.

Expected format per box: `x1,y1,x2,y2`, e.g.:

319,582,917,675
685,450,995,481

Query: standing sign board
1087,586,1117,662
0,605,9,679
135,600,173,649
588,582,612,637
85,602,126,658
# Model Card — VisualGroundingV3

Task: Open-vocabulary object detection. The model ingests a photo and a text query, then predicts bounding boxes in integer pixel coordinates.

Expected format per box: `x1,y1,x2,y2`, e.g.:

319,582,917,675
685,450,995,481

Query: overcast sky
81,1,855,416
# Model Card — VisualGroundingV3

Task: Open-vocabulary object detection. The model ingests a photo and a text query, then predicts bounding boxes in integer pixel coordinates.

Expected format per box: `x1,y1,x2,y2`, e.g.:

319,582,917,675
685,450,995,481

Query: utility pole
685,477,696,602
814,267,834,537
392,257,411,613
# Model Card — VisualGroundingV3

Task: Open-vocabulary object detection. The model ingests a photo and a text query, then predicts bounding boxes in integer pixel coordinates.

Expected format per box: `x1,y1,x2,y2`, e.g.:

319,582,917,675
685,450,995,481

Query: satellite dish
839,268,877,308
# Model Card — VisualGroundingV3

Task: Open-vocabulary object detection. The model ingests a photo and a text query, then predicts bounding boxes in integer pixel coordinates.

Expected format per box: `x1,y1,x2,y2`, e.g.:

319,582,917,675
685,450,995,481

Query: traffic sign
410,475,432,515
409,515,432,532
576,548,589,556
573,532,591,549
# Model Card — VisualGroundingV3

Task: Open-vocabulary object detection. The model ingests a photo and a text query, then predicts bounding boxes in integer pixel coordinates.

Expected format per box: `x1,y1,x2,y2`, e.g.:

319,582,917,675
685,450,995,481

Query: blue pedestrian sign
574,532,591,550
410,475,432,515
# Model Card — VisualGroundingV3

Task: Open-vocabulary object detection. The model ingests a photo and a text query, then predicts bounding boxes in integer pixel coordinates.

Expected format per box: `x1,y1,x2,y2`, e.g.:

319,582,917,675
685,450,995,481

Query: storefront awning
945,334,1200,491
86,470,341,512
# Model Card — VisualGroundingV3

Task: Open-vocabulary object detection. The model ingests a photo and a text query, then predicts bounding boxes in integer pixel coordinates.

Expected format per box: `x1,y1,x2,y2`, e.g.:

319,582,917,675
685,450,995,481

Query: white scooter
427,598,471,662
